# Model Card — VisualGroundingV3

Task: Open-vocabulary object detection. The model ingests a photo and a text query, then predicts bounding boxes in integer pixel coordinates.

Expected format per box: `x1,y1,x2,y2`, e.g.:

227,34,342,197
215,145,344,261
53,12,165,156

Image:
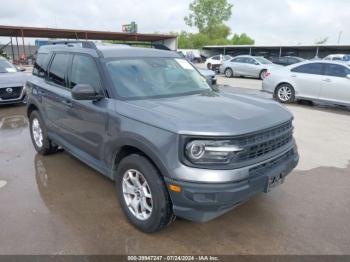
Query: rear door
290,63,325,99
44,52,73,138
231,57,247,75
319,63,350,105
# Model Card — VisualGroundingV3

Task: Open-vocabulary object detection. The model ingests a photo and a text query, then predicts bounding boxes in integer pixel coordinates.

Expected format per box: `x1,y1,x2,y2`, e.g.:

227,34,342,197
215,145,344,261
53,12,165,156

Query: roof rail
47,40,104,57
49,40,98,50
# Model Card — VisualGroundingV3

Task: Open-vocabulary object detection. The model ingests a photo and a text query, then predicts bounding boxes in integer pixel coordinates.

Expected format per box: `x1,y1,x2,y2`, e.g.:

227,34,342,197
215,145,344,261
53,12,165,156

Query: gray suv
26,42,299,233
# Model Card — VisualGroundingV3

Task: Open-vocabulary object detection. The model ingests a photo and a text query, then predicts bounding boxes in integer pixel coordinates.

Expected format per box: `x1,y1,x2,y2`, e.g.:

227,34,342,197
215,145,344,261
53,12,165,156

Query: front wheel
115,154,175,233
207,63,212,70
275,83,295,103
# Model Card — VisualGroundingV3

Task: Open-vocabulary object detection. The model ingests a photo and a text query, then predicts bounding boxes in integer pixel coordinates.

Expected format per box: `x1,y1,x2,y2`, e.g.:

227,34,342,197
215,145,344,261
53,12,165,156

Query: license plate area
266,172,285,192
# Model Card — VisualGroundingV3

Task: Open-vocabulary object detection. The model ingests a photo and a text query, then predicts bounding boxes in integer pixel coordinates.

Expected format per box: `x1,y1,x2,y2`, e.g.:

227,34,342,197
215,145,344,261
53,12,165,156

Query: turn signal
168,184,182,193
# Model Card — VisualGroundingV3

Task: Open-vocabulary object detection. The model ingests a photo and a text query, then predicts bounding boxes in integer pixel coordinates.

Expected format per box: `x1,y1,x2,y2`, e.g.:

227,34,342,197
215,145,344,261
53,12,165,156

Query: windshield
254,57,272,64
106,57,211,99
0,59,17,73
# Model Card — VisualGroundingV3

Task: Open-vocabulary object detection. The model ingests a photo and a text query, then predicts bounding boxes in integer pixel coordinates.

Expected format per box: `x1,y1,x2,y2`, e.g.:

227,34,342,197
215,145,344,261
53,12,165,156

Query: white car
324,54,350,62
204,55,232,71
219,55,281,79
262,60,350,106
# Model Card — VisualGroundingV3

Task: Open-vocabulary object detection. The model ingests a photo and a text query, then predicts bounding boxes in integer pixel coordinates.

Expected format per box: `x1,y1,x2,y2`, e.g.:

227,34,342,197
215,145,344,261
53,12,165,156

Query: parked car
26,41,298,233
219,55,281,79
0,57,28,105
323,54,350,62
270,56,305,66
197,68,217,85
262,60,350,106
205,55,232,71
177,51,216,85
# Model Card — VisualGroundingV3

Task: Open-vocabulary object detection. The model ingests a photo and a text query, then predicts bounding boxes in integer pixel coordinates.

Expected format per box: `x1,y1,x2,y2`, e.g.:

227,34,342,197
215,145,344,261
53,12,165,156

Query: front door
66,54,108,162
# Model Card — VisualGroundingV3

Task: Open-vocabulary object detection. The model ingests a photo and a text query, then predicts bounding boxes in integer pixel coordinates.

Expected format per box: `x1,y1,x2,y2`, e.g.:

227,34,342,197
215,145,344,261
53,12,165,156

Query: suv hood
116,91,293,136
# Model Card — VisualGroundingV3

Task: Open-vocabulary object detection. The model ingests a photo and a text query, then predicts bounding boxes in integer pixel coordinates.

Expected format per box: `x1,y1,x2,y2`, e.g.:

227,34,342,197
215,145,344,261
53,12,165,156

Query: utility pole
337,31,343,45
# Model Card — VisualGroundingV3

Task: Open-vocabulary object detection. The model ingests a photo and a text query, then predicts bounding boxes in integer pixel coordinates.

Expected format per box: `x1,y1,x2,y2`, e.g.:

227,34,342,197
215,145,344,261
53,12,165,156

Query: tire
224,68,233,78
207,63,212,70
275,83,295,103
29,111,58,155
259,69,267,80
115,154,175,233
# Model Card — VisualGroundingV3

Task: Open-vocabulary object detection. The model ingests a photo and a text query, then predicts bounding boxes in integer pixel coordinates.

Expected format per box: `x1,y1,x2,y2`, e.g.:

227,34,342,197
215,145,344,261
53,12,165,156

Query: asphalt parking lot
1,76,350,255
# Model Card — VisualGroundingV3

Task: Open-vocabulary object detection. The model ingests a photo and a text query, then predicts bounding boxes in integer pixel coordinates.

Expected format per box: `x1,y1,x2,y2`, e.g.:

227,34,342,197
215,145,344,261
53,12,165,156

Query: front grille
234,121,293,162
0,86,23,100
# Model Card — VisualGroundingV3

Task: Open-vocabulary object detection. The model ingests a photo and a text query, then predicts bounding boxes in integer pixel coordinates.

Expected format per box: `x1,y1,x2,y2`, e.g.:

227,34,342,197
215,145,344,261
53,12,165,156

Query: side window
33,53,50,78
324,64,350,78
287,58,297,64
291,63,324,75
246,58,257,64
232,58,242,63
70,55,102,91
48,53,70,87
332,57,342,61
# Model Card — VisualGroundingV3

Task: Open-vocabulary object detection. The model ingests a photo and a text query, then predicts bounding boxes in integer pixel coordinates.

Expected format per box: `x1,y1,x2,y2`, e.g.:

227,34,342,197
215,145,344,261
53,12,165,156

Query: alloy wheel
122,169,153,221
32,118,43,148
277,85,292,102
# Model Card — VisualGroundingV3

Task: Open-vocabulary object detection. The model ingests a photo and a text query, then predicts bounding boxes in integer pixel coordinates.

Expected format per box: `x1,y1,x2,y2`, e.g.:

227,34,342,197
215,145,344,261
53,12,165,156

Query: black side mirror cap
71,84,103,101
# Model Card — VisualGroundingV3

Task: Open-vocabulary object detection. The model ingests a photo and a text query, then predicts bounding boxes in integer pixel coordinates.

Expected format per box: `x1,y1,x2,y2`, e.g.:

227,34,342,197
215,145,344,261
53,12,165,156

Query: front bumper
165,146,299,222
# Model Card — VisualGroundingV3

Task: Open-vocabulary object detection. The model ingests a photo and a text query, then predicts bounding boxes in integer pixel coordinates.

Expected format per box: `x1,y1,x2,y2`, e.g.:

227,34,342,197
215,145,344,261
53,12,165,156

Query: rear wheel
29,111,58,155
115,154,175,233
224,68,233,78
275,83,295,103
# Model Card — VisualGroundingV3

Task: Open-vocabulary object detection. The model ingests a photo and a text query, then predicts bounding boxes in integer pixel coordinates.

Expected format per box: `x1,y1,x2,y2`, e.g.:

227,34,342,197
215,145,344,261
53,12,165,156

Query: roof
0,25,176,42
38,41,180,58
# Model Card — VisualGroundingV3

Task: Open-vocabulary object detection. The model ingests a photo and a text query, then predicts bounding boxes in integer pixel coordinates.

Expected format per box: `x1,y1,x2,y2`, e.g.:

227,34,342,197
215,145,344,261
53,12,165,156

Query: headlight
185,140,243,164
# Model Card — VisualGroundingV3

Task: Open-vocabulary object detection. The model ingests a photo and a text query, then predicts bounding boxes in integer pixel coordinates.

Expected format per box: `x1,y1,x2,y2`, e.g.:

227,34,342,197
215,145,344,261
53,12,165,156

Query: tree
184,0,233,38
315,37,328,45
231,33,255,45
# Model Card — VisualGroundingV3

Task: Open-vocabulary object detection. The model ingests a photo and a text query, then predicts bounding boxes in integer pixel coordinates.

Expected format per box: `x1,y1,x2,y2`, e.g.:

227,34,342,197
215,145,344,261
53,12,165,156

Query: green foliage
231,33,255,45
180,0,254,49
184,0,233,38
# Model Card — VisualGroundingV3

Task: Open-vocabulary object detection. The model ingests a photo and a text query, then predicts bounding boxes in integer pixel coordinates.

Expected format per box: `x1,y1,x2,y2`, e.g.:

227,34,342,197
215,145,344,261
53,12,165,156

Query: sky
0,0,349,45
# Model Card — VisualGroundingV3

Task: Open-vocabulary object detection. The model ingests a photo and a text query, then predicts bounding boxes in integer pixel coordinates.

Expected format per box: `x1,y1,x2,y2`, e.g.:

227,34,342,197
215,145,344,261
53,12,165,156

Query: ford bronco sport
26,41,299,233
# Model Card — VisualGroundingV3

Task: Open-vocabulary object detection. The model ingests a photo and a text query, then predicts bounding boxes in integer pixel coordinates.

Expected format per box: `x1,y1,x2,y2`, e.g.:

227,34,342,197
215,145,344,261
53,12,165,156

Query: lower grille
249,149,295,178
0,86,23,100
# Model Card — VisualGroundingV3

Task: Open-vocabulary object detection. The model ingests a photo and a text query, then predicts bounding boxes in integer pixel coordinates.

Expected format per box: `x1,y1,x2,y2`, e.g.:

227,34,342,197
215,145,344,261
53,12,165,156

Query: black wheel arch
111,137,171,181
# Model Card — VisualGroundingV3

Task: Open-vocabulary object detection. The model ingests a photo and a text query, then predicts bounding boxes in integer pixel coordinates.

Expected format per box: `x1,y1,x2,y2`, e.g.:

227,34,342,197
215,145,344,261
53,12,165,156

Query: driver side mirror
254,62,260,65
71,84,104,101
346,74,350,79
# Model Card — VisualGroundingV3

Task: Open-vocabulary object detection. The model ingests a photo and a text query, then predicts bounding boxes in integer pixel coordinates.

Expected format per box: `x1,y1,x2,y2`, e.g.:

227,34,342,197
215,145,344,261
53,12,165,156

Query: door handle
322,78,331,82
62,99,72,106
291,74,296,77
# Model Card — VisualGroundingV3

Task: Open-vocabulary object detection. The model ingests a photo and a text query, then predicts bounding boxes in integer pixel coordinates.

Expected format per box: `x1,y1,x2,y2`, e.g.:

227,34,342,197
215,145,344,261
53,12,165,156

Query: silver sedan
262,60,350,106
219,55,281,79
0,57,28,105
